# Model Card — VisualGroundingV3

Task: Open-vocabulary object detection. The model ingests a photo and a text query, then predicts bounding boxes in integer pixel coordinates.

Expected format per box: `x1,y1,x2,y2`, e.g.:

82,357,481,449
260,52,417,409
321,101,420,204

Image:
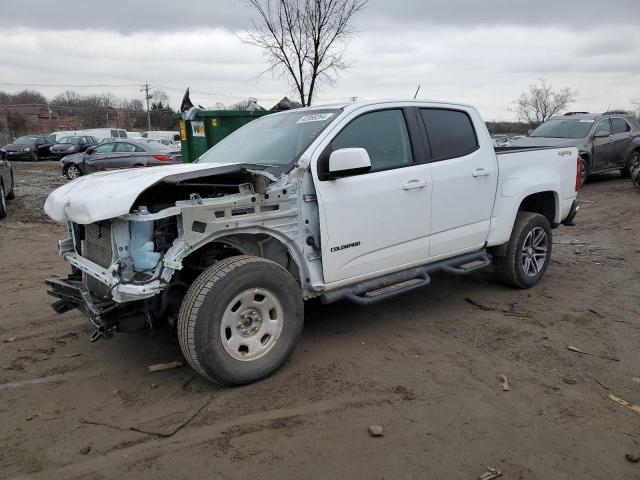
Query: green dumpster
180,110,273,163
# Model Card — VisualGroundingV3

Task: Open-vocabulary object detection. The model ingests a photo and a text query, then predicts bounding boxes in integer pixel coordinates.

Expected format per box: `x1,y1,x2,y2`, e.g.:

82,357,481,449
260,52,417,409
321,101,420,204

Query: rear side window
420,109,478,160
331,109,413,172
611,118,631,135
627,117,640,130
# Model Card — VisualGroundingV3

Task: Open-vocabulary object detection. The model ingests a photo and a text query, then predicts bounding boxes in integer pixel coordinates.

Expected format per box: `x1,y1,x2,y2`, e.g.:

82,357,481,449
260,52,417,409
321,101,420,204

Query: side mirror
86,147,95,155
593,131,609,138
327,148,372,179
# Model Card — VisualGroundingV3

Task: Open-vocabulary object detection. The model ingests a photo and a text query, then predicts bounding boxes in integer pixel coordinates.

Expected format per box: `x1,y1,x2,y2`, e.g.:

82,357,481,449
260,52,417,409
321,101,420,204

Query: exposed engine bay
46,162,323,339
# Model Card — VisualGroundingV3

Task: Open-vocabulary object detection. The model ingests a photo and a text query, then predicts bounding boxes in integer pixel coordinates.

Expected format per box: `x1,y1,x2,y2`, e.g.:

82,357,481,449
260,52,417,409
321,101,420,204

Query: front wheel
65,164,82,180
579,156,589,187
621,150,639,179
30,151,40,162
495,212,552,289
6,173,15,200
177,256,304,385
0,182,7,219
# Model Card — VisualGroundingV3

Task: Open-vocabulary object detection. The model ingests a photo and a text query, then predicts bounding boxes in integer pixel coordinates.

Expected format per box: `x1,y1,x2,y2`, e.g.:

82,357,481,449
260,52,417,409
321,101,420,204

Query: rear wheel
495,212,552,289
0,182,7,219
177,256,304,385
65,164,82,180
621,150,639,179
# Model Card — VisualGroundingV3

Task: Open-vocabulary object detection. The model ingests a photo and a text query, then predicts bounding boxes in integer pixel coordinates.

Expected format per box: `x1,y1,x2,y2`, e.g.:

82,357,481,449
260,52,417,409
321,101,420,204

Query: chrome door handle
472,168,493,177
403,179,426,190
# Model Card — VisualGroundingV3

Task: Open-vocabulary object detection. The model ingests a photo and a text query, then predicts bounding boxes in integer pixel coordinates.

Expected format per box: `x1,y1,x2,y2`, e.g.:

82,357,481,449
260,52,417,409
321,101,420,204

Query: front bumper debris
46,276,118,341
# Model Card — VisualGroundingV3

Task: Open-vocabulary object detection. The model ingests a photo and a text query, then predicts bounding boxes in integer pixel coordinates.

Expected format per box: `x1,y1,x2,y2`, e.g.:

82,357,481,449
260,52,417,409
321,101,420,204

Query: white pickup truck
45,100,581,385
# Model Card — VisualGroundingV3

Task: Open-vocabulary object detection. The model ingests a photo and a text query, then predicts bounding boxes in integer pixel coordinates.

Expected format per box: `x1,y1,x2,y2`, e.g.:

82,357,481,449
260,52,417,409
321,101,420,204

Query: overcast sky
0,0,638,120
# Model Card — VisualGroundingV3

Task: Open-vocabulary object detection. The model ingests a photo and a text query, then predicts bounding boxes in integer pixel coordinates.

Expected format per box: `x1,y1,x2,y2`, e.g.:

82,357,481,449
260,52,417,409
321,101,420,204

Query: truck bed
494,146,563,155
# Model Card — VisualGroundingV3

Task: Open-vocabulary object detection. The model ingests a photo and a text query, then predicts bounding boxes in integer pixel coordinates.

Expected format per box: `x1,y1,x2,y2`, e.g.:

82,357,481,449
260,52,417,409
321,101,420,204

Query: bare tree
242,0,367,106
514,79,577,127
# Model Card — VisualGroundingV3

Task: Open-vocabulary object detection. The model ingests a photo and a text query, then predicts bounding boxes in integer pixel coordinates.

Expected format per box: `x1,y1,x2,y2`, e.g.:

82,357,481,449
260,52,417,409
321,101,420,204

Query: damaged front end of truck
45,162,316,341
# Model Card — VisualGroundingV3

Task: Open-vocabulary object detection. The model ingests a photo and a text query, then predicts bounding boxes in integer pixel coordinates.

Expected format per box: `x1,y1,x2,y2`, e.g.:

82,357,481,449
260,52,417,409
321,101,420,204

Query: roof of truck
301,99,476,112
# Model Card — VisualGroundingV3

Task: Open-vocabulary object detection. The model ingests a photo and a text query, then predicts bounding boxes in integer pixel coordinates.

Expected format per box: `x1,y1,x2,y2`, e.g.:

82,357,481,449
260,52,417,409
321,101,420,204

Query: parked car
60,139,182,179
0,135,55,161
77,128,127,142
510,111,640,185
45,99,580,385
49,135,98,160
0,156,15,218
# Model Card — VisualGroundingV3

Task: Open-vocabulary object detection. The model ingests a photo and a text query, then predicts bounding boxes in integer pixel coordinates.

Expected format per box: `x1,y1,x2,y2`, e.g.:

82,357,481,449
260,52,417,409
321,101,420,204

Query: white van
49,130,79,142
142,130,181,144
126,131,143,140
78,128,127,142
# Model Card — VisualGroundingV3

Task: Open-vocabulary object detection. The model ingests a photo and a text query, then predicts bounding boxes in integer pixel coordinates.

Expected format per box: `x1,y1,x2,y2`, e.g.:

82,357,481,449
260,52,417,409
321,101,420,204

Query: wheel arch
518,190,559,227
177,227,309,290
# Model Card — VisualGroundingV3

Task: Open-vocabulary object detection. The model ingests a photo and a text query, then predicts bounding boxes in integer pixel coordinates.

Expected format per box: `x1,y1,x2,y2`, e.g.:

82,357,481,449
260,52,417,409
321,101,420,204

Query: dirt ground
1,161,639,480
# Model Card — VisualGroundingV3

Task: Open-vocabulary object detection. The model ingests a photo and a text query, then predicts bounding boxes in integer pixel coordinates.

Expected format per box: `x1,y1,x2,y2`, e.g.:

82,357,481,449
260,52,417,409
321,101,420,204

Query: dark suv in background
511,111,640,185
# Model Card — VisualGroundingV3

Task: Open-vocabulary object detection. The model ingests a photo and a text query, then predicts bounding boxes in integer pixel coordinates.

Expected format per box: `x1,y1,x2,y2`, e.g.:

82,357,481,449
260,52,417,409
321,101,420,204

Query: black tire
30,151,40,162
65,164,82,180
178,255,304,385
6,172,15,200
0,182,7,219
621,150,639,179
579,156,589,187
494,212,552,289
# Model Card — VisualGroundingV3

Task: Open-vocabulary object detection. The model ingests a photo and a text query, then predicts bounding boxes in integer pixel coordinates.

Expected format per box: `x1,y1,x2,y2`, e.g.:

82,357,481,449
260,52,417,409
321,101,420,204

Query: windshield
15,136,37,146
198,109,342,168
530,119,594,139
59,136,81,145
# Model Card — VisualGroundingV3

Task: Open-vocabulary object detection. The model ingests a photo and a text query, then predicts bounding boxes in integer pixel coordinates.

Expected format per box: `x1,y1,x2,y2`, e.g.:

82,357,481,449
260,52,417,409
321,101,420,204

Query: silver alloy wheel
67,165,80,179
521,226,548,277
0,184,5,211
220,288,284,362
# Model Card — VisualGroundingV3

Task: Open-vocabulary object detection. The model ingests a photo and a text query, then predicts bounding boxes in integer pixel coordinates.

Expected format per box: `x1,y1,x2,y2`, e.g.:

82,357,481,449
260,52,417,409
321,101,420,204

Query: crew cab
44,100,581,385
511,111,640,185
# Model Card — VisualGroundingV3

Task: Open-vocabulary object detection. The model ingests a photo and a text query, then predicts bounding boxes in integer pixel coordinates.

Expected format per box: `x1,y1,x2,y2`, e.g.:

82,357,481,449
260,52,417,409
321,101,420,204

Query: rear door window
611,118,631,135
330,109,413,173
420,109,478,161
94,143,115,154
115,142,138,153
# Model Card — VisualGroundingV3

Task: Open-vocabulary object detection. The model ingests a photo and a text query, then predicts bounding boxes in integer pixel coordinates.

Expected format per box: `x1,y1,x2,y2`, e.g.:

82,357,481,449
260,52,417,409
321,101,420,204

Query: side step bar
321,251,491,305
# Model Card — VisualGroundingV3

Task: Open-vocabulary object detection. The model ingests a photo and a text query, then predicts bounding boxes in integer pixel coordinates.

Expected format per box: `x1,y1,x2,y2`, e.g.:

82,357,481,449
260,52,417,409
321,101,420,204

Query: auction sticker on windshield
297,113,334,124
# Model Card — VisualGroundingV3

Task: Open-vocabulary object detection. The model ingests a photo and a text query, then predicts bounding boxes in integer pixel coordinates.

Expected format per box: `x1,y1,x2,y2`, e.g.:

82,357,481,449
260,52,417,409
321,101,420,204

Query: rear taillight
153,155,171,162
576,157,582,191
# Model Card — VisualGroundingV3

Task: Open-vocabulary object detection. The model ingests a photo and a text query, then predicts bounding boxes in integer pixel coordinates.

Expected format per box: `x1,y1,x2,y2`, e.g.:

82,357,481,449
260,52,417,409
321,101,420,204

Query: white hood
44,163,241,224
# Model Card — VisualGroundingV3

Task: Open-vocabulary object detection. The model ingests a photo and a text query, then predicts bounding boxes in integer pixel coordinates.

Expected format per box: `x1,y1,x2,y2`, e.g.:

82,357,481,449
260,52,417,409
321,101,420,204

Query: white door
419,108,497,259
313,109,432,285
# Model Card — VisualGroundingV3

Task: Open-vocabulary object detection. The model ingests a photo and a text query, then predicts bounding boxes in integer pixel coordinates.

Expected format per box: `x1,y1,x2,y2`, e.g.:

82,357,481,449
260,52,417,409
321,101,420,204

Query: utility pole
141,83,152,131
